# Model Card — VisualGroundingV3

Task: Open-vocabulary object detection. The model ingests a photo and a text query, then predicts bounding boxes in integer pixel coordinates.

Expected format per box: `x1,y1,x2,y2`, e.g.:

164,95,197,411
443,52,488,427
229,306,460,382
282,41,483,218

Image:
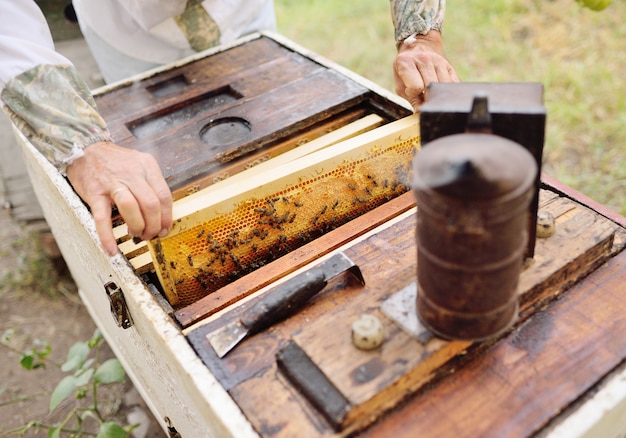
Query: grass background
274,0,626,216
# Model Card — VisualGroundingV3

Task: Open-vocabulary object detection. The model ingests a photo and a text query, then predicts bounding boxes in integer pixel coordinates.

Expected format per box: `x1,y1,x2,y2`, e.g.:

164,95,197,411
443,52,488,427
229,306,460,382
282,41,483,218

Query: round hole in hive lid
200,117,251,147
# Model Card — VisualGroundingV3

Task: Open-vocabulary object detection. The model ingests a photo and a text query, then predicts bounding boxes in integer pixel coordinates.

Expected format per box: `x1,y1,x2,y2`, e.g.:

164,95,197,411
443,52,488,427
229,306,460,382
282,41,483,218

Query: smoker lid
412,133,537,200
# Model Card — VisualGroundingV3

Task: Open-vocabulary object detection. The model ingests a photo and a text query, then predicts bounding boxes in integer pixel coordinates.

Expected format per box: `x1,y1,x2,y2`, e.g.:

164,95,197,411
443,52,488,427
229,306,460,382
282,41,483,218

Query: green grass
275,0,626,216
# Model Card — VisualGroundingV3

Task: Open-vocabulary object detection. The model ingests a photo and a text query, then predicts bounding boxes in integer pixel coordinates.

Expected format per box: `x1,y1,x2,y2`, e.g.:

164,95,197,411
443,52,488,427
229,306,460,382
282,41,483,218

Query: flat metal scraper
207,252,365,358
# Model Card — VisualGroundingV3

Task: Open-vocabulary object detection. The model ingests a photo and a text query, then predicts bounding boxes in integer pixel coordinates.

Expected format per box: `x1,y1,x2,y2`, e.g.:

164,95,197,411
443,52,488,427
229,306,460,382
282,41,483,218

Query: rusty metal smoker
413,91,538,341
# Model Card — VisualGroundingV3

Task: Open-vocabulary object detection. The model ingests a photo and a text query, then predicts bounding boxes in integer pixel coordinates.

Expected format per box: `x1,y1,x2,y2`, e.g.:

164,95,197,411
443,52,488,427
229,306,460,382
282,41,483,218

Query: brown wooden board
361,248,626,438
185,186,625,436
94,36,410,192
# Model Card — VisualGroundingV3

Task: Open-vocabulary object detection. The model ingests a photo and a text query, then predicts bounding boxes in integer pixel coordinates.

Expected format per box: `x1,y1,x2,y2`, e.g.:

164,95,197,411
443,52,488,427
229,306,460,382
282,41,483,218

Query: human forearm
390,0,446,44
2,64,112,174
390,0,458,110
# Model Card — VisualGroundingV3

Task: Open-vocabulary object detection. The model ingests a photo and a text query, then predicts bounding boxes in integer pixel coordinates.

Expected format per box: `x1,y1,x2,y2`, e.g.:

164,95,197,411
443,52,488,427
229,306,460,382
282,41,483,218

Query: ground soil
0,209,165,437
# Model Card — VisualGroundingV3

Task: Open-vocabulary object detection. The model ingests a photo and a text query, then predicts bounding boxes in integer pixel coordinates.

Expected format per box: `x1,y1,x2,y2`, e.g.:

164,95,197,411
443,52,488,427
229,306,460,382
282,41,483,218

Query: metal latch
105,282,133,329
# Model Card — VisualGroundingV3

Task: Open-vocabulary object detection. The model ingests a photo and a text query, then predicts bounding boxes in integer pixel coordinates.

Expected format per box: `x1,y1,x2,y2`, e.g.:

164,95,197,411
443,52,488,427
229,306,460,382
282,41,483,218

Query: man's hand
393,30,460,111
66,141,173,256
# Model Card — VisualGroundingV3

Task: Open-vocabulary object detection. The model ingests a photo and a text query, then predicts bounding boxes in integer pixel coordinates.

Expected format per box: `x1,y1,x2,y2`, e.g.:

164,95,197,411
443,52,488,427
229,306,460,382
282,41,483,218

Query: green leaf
80,357,95,372
50,375,77,412
33,339,51,359
97,422,127,438
2,328,14,342
88,329,104,349
19,353,35,370
74,368,94,387
47,426,61,438
94,358,125,384
61,342,90,372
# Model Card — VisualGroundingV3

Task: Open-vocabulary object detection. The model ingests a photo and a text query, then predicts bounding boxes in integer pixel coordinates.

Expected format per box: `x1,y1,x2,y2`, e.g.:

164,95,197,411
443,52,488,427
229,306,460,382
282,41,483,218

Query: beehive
149,116,419,307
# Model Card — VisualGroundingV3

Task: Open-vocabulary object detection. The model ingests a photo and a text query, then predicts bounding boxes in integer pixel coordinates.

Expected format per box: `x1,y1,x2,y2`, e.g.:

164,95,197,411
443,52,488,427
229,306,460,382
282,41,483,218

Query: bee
230,254,242,269
348,183,356,190
282,196,290,204
320,205,328,215
175,278,185,285
187,254,194,267
170,261,177,270
331,200,339,210
365,187,372,196
294,201,303,207
196,229,205,239
289,213,296,223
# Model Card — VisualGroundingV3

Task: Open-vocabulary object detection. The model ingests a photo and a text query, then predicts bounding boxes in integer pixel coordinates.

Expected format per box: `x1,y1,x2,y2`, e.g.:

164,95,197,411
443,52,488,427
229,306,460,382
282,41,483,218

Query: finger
144,160,173,237
112,186,146,239
90,195,117,256
394,58,426,97
416,62,439,90
434,63,455,83
448,65,461,83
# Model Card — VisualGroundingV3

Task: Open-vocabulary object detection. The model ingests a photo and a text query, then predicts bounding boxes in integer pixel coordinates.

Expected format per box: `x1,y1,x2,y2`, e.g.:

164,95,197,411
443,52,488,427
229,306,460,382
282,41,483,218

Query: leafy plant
1,329,52,371
3,329,137,437
576,0,612,11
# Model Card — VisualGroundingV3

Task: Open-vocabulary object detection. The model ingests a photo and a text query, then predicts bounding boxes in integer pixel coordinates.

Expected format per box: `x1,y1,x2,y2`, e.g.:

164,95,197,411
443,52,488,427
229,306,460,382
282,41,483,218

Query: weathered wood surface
186,186,624,437
94,36,410,192
362,248,626,438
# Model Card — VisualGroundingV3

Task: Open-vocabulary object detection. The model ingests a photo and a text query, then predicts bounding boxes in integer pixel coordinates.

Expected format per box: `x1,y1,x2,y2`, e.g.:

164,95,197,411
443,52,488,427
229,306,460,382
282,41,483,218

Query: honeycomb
152,123,419,308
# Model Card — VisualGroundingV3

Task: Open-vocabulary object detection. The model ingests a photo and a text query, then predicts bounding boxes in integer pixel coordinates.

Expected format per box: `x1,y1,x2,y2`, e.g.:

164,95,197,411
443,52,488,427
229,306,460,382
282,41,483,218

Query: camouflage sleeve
390,0,446,45
1,64,112,174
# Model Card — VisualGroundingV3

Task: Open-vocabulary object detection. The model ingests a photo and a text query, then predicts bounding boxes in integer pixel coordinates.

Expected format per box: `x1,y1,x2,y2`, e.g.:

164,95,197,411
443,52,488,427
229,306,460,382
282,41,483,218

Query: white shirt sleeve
0,0,73,94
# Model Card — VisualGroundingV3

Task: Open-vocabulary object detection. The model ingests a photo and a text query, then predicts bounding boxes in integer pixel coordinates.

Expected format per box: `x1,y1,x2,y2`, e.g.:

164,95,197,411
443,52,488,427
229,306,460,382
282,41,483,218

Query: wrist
397,30,443,53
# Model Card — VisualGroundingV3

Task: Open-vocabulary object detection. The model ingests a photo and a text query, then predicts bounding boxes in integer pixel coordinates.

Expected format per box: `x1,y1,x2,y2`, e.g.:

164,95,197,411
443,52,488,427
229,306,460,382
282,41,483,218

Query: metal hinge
105,282,133,329
165,417,182,438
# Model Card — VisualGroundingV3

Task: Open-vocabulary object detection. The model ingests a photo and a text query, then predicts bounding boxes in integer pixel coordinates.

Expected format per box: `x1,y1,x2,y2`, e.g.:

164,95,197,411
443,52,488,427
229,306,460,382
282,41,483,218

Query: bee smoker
412,88,540,341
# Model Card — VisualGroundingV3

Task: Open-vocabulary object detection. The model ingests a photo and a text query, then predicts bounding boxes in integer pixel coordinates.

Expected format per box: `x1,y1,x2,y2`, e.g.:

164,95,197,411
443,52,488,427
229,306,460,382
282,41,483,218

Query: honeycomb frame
149,115,420,307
